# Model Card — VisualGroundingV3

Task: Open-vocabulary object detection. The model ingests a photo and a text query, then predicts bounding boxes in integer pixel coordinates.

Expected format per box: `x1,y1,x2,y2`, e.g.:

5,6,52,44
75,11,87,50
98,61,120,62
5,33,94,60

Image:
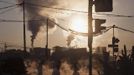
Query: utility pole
23,0,26,52
46,18,49,59
46,18,48,50
88,0,93,75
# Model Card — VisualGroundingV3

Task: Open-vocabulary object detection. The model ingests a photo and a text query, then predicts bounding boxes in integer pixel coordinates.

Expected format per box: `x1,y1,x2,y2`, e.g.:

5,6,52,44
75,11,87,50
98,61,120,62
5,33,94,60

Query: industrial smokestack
31,35,34,49
66,34,75,47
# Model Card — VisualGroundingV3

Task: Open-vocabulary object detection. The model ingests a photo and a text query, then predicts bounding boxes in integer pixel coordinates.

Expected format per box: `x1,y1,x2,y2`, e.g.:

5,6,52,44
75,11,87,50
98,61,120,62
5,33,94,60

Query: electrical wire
0,19,45,22
0,18,68,33
127,24,134,28
48,18,69,32
0,1,132,18
25,2,88,13
0,18,113,36
0,41,30,49
0,3,22,10
49,18,113,37
0,1,15,4
0,19,70,35
95,13,134,18
1,18,134,37
115,26,134,34
0,4,18,10
1,1,131,18
0,19,22,22
0,6,18,15
0,3,22,15
24,2,134,18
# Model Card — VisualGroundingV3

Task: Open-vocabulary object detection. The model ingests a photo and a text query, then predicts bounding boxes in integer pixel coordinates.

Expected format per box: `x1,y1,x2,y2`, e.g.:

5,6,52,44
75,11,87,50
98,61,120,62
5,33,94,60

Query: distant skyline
0,0,134,50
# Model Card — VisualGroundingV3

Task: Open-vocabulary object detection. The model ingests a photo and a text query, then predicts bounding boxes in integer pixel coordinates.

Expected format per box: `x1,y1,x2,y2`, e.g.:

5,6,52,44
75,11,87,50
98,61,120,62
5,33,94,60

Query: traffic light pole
88,0,93,75
112,25,115,58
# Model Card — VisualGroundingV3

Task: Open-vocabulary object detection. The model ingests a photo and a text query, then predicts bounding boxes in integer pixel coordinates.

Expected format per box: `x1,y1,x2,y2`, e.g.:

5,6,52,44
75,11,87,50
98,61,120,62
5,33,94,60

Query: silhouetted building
51,47,88,64
0,49,27,75
95,46,107,54
29,47,51,61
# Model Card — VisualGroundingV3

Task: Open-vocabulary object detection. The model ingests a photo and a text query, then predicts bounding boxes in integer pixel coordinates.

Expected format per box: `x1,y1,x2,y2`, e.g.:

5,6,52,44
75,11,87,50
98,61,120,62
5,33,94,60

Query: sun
69,15,88,33
63,15,88,48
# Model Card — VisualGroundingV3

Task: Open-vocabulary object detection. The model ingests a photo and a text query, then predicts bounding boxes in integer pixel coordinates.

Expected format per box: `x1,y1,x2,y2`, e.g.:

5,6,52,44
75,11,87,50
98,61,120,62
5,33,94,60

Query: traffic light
108,37,120,52
94,19,106,34
95,0,113,12
112,37,119,52
112,37,119,44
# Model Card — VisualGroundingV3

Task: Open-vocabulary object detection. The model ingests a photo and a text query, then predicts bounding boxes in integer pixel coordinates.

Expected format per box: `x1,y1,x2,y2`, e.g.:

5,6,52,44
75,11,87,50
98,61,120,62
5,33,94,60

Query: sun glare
62,15,88,48
70,16,88,33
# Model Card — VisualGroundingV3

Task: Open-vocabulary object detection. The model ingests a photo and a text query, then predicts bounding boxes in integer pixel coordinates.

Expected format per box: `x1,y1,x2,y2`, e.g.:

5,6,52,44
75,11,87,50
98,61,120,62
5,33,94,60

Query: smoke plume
66,34,75,47
17,0,58,47
17,0,88,47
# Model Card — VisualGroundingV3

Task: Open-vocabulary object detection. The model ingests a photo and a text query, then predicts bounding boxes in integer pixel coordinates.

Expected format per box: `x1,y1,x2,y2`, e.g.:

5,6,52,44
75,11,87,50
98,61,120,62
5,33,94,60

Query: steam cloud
17,0,58,47
17,0,88,47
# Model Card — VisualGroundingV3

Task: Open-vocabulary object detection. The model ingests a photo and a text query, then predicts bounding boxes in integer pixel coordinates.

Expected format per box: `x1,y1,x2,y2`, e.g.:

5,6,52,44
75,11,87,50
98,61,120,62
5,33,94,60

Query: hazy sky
0,0,134,50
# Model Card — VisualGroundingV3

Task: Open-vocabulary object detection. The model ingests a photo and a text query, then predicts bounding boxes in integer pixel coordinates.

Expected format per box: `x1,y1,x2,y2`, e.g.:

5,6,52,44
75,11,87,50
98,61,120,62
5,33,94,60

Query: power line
95,13,134,18
26,2,88,13
0,4,18,10
0,3,22,10
0,3,23,15
0,2,133,18
0,18,71,35
127,24,134,28
1,18,134,36
0,18,115,34
25,2,134,18
115,26,134,34
0,41,30,49
0,19,70,33
0,19,46,22
49,18,112,37
0,19,23,22
48,18,69,32
0,1,15,4
0,6,18,15
0,1,133,18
